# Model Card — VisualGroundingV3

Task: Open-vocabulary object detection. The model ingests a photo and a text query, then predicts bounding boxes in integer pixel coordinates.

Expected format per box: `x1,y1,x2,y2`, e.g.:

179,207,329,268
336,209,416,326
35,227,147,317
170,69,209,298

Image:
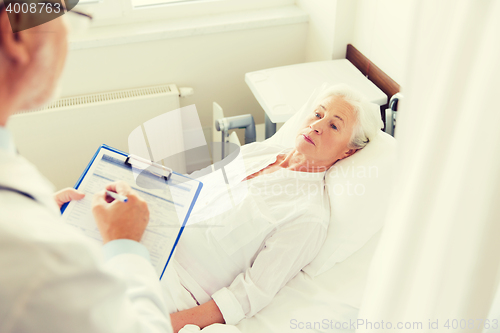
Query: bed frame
346,44,400,100
345,44,401,129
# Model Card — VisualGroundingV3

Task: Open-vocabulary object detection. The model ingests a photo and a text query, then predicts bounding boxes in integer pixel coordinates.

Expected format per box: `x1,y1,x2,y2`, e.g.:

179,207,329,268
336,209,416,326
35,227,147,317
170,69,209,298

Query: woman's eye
315,113,321,118
331,124,338,130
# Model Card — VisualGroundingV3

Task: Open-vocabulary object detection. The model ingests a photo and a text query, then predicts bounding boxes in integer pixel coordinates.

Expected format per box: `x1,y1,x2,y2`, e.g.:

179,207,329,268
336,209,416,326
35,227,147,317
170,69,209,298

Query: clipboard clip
125,155,172,181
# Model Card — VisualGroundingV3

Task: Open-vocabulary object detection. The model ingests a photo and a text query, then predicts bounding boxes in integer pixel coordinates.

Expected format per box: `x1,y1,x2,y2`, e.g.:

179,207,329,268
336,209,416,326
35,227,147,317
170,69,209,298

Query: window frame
76,0,295,27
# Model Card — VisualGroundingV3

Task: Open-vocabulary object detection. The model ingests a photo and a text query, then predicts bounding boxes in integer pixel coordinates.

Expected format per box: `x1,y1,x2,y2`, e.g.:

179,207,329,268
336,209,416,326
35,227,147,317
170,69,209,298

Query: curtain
357,1,500,332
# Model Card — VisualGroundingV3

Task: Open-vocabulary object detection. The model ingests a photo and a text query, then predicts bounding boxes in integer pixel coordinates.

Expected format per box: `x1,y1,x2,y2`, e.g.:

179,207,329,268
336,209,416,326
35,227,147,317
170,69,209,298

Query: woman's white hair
313,84,384,149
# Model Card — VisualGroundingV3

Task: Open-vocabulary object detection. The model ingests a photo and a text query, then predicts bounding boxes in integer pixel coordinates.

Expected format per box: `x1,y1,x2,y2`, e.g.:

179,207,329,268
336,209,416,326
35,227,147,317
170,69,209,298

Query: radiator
7,84,183,190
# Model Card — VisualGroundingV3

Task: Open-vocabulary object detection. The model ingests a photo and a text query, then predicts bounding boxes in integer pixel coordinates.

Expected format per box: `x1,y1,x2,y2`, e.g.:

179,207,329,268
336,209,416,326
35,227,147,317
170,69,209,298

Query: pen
106,190,128,203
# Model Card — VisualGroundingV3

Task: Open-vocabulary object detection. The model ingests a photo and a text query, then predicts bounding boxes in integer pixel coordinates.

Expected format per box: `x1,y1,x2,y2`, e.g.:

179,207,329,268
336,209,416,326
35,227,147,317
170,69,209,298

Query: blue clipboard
61,144,203,280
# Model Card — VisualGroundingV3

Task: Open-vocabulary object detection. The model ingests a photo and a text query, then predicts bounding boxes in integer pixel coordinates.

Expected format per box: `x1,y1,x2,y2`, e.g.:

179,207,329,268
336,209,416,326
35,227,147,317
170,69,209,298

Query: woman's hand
170,300,224,333
54,188,85,209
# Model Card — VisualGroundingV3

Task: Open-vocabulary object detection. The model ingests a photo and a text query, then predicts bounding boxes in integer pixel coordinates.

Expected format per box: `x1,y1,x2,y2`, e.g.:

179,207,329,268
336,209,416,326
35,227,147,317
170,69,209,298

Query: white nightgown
163,142,330,325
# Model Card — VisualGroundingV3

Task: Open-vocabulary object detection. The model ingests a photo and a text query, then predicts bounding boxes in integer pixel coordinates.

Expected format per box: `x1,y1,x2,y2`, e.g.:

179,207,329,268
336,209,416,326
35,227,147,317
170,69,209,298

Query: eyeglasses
0,0,92,33
61,1,93,36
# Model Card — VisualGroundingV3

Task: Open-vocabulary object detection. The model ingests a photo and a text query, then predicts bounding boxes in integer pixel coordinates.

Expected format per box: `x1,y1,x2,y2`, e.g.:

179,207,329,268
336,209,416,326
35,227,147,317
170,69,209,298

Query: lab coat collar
0,149,59,215
0,126,16,154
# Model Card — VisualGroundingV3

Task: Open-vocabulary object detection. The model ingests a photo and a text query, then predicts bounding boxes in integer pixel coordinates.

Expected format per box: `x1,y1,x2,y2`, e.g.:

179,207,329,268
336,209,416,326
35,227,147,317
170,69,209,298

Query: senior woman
164,85,382,332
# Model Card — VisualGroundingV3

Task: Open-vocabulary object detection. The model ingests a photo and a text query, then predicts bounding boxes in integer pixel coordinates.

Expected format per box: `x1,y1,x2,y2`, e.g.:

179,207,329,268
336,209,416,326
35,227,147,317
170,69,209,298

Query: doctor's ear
0,9,30,65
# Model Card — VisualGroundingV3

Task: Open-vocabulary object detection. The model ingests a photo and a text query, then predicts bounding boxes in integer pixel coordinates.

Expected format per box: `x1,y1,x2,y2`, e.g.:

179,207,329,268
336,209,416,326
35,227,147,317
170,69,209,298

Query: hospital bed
192,46,399,333
213,44,401,160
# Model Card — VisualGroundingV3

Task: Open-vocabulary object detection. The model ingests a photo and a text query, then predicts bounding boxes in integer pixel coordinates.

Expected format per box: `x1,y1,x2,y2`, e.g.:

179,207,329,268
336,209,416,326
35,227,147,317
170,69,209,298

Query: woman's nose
309,122,323,134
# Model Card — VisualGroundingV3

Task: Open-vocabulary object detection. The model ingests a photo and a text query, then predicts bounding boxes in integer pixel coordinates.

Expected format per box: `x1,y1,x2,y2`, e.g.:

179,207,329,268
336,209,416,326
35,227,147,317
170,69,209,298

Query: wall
59,0,414,143
331,0,357,59
351,0,415,87
296,0,337,62
295,0,357,62
296,0,414,87
59,23,308,132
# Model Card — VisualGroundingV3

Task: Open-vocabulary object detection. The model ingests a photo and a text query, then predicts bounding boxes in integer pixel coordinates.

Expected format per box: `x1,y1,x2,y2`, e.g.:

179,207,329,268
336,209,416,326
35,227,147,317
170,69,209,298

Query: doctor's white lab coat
0,149,173,333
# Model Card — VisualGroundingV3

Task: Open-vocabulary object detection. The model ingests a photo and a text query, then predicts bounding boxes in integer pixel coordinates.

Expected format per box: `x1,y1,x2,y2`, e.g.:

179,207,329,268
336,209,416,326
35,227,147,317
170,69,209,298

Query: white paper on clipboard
62,146,203,279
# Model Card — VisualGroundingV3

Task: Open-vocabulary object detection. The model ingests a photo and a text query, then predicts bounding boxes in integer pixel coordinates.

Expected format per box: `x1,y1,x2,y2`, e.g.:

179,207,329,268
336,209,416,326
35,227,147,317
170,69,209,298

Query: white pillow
265,85,397,276
306,130,396,275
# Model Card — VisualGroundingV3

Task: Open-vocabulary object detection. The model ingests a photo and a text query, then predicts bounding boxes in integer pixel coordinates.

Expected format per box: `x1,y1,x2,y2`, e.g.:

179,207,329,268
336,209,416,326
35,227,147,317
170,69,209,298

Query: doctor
0,2,174,332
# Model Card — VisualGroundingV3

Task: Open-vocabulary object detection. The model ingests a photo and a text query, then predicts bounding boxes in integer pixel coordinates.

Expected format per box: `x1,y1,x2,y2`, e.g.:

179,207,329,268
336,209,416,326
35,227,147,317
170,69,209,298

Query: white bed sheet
180,231,381,333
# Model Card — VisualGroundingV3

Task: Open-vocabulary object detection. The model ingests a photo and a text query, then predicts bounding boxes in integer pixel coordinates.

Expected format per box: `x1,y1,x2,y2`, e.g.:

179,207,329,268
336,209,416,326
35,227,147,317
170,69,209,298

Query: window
75,0,294,27
133,0,203,9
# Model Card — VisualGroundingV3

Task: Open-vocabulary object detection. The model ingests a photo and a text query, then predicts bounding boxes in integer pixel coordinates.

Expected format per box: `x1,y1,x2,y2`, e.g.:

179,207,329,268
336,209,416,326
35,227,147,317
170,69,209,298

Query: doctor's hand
91,181,150,244
54,188,85,209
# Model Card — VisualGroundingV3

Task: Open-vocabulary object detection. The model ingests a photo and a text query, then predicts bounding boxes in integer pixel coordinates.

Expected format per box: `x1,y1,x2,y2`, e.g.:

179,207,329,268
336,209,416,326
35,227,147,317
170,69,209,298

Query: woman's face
295,95,357,168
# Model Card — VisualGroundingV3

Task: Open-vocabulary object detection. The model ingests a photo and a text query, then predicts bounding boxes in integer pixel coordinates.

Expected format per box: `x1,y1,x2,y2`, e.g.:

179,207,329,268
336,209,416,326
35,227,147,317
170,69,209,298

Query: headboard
346,44,400,105
345,44,401,131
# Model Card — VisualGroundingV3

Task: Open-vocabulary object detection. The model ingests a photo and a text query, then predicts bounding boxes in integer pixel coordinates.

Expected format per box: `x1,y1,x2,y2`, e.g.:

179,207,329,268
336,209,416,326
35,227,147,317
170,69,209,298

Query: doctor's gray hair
313,84,384,150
